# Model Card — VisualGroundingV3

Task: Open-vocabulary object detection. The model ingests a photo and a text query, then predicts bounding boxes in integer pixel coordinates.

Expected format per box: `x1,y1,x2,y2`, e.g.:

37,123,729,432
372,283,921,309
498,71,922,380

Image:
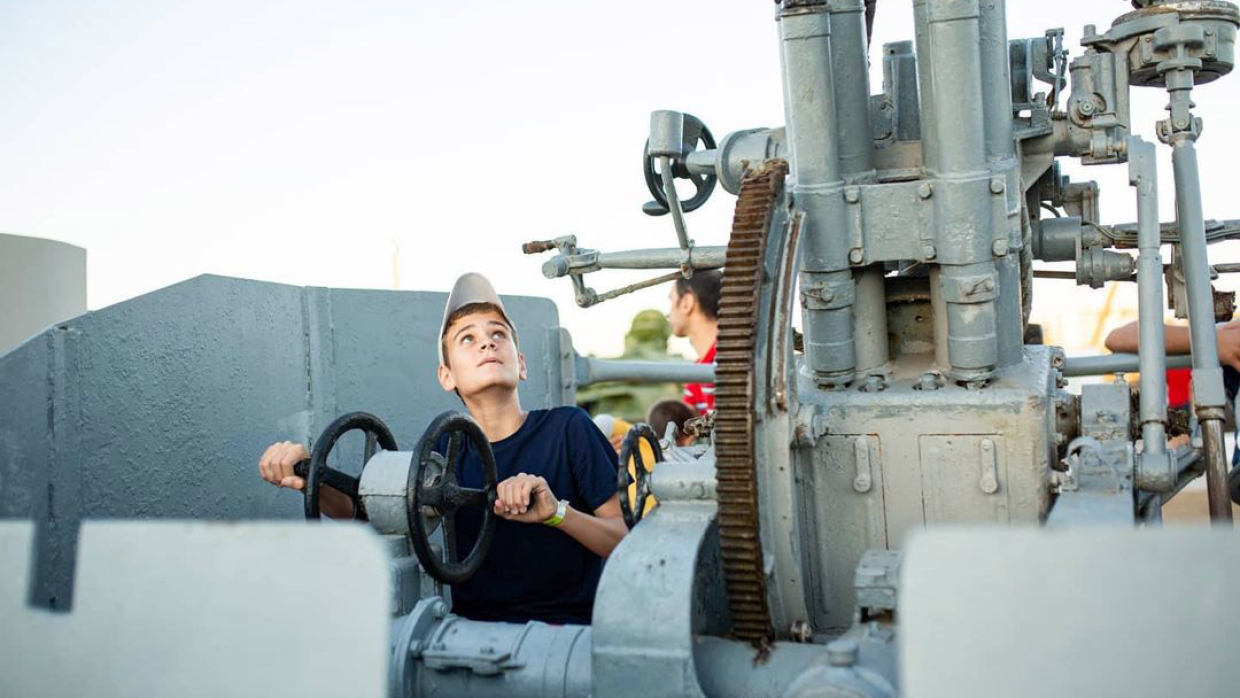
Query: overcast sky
1,0,1236,358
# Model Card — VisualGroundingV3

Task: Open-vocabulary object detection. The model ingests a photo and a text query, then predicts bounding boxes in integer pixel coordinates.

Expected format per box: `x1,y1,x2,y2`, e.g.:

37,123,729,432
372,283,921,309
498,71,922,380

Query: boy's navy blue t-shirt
443,406,619,625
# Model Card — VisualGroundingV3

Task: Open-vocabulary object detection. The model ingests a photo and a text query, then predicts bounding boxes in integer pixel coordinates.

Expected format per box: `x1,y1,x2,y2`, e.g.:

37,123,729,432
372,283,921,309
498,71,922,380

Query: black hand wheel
618,423,662,529
408,411,499,585
642,114,717,216
294,411,397,520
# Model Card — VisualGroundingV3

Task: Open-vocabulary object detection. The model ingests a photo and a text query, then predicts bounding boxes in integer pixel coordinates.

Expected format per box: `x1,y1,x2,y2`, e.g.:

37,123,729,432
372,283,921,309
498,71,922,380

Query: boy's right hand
259,441,310,490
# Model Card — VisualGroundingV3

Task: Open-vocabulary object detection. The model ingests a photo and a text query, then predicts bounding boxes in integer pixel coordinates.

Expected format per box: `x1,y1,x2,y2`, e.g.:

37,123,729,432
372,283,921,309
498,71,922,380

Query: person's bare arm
1104,320,1240,371
1104,320,1192,355
257,441,354,519
493,474,627,558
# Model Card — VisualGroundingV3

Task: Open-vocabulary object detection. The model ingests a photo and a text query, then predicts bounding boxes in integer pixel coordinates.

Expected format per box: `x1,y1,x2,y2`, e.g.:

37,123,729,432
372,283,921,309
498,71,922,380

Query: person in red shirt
667,270,721,415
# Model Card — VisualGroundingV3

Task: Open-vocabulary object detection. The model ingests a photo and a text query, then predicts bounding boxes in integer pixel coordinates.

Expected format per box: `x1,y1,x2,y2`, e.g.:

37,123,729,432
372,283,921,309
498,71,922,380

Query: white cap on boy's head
438,272,518,366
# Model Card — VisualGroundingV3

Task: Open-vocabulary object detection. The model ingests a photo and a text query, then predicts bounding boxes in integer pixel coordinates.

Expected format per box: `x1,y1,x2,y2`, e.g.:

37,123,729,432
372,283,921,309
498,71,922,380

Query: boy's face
667,286,692,337
438,309,527,397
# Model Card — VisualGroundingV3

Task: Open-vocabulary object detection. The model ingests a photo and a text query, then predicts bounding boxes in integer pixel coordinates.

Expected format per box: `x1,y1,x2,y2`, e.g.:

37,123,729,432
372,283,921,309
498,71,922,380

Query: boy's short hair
674,269,722,320
440,301,513,369
647,399,696,442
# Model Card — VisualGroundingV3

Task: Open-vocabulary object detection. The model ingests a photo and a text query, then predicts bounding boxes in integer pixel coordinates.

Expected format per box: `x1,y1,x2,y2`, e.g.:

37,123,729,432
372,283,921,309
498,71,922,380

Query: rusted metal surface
714,161,787,649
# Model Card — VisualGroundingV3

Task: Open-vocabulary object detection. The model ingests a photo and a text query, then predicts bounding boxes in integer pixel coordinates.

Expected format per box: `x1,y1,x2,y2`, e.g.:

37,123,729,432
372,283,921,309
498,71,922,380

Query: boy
666,271,721,415
258,272,626,624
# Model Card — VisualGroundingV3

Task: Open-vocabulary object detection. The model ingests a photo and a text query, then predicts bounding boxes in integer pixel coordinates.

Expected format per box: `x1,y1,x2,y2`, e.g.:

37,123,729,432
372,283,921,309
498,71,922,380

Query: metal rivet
849,248,864,264
992,239,1008,256
990,177,1005,194
922,244,936,259
918,182,934,199
844,187,861,204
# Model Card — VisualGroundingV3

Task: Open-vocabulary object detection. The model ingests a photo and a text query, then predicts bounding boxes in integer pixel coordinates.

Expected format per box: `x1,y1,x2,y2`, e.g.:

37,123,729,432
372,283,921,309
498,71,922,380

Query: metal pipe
913,0,987,175
1061,353,1193,377
882,40,920,141
660,155,692,252
1138,442,1204,517
598,247,727,270
1131,138,1169,461
977,0,1015,163
1172,140,1232,523
826,0,887,379
581,351,1202,383
853,267,889,373
780,3,857,388
827,0,875,177
1201,419,1233,521
913,0,1000,382
541,247,727,279
576,356,713,386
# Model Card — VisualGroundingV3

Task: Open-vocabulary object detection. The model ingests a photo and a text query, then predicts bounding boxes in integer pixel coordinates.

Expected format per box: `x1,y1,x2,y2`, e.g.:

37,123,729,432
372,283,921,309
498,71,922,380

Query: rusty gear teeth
714,160,787,648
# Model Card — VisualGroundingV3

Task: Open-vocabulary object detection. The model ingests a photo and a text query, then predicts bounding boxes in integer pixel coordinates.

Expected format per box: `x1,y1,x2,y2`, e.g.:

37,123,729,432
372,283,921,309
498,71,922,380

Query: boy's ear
437,363,457,392
518,352,528,381
679,291,698,317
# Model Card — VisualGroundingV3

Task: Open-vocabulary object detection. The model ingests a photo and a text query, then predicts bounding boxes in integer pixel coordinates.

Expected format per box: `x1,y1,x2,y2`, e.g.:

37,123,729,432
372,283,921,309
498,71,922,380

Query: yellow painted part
610,418,659,515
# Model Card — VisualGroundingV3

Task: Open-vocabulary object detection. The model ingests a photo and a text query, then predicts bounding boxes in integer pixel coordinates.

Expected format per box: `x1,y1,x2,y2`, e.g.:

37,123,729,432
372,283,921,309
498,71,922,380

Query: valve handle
408,411,499,585
642,115,717,216
296,411,397,521
617,423,663,528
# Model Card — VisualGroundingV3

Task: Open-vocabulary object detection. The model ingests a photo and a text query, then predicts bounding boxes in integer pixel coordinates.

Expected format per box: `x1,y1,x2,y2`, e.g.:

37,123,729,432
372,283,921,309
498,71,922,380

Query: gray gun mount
6,2,1240,697
516,0,1240,694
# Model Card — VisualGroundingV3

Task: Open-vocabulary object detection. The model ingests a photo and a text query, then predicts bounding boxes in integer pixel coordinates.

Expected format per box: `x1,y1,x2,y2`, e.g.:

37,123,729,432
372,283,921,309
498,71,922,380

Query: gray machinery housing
4,1,1240,697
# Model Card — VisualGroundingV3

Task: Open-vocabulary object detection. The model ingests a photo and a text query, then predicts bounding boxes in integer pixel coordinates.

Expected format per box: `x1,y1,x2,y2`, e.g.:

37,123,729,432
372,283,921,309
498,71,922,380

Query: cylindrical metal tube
1172,140,1232,523
825,0,882,380
1172,143,1228,406
409,617,593,698
660,155,692,251
939,262,999,380
1202,419,1234,523
930,267,950,370
914,0,1000,382
977,0,1016,163
799,269,858,387
596,247,727,271
781,5,857,387
827,0,875,177
577,357,714,386
1062,353,1193,377
993,254,1025,367
1131,138,1168,458
780,8,844,186
913,0,987,175
853,267,889,373
882,41,921,141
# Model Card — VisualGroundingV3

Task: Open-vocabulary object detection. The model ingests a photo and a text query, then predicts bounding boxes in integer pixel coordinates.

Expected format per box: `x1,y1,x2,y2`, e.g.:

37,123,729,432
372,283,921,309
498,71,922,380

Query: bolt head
922,244,936,259
990,177,1005,194
827,638,860,667
844,187,861,204
918,182,934,199
992,239,1008,256
849,248,864,264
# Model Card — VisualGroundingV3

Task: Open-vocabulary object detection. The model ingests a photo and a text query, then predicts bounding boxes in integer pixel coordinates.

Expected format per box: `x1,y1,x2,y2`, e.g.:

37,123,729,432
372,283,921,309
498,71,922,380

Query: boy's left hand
494,473,559,523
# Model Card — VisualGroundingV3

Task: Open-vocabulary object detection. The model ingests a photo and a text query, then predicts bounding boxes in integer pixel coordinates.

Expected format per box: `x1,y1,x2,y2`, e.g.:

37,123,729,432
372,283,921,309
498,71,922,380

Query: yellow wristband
543,499,568,527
